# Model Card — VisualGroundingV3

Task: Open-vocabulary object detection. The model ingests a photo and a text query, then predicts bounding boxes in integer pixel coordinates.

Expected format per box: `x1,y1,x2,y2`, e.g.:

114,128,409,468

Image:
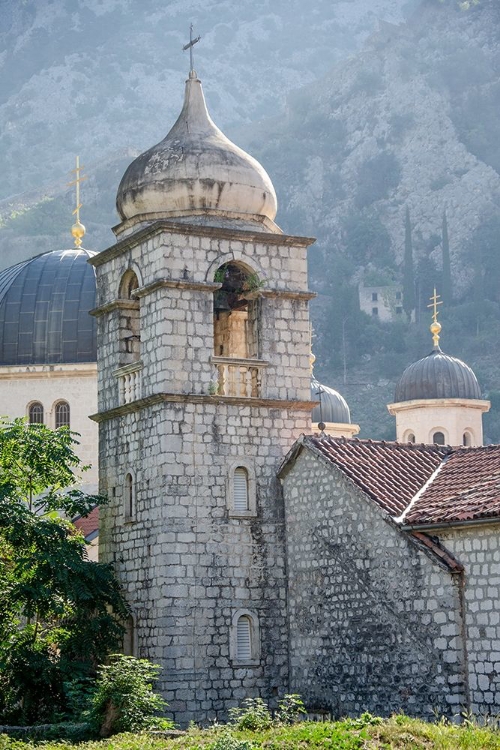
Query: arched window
233,467,249,512
463,431,473,447
231,610,260,664
228,462,256,517
236,616,252,661
407,433,415,443
124,472,135,521
433,431,445,445
55,401,70,429
119,270,140,365
28,402,44,424
212,263,261,397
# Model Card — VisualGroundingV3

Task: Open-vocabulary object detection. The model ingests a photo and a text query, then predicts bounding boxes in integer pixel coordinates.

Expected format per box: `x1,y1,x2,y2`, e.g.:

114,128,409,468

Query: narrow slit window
236,616,252,661
55,401,70,429
125,473,134,520
29,402,44,424
233,467,249,512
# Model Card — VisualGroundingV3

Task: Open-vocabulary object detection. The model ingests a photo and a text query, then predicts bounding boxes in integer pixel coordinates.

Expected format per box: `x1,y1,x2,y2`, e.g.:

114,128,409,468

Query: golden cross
68,155,87,225
68,156,87,247
427,287,443,324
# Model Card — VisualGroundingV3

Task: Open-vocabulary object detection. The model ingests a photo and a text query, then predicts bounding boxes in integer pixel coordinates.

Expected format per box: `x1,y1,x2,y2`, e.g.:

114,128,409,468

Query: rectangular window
372,307,378,316
396,291,402,300
371,292,378,301
396,306,403,314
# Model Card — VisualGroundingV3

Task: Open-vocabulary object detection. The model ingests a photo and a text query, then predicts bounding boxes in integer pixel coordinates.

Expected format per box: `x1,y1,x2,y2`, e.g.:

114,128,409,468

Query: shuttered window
233,467,249,512
236,616,252,660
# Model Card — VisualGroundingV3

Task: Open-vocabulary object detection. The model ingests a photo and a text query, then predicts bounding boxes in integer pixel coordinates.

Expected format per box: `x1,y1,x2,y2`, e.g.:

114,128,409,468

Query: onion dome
0,248,96,365
394,348,482,402
311,376,351,424
116,72,277,224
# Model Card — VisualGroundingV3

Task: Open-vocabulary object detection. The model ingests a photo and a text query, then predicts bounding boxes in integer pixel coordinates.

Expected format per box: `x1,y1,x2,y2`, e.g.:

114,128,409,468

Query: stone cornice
88,220,316,268
387,398,491,415
89,299,139,318
134,279,221,298
90,392,316,423
0,363,97,380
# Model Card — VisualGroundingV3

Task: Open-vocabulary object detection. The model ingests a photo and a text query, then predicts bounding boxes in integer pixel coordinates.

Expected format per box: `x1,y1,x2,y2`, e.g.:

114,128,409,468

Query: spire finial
68,156,87,247
182,23,201,78
427,287,443,348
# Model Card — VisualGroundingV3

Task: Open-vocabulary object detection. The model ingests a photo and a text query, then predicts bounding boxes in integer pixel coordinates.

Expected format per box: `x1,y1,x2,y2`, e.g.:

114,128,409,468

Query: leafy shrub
275,694,306,725
88,655,171,736
210,731,253,750
228,698,272,731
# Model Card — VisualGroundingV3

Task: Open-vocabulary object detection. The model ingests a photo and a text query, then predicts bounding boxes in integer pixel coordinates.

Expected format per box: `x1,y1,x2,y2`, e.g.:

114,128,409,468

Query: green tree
0,419,128,725
441,210,453,304
403,207,416,322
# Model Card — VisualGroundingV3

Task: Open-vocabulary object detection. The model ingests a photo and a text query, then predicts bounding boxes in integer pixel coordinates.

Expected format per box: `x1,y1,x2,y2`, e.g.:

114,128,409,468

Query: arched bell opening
118,270,140,365
213,263,261,360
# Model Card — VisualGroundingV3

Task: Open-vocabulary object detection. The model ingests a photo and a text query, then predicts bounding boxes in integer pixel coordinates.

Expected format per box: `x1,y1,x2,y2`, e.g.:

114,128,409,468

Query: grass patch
2,714,500,749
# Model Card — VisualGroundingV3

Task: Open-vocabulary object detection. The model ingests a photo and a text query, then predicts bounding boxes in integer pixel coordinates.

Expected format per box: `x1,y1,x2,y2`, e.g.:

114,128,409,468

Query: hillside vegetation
1,0,500,439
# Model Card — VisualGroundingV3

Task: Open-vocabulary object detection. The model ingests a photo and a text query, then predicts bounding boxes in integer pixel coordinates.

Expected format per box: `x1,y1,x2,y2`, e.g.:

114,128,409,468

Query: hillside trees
0,419,128,725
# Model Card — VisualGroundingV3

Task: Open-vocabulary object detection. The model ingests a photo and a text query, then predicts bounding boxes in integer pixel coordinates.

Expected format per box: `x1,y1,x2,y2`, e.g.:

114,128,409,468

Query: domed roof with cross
116,69,278,229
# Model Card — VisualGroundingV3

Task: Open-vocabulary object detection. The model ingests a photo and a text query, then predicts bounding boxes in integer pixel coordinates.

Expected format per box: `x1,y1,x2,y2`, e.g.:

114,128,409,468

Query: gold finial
68,156,87,247
427,287,443,348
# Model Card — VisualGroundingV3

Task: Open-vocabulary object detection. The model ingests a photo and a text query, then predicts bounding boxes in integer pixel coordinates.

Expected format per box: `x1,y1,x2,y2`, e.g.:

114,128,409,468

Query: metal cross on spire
68,156,87,247
427,287,443,348
182,23,201,76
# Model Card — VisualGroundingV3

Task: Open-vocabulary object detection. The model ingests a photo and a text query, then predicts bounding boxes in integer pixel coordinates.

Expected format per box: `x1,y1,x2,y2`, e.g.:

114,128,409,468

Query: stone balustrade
113,361,143,405
211,356,268,398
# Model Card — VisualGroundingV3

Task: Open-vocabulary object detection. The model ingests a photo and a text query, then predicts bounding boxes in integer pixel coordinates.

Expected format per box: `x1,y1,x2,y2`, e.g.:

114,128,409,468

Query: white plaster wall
389,399,488,446
0,364,98,492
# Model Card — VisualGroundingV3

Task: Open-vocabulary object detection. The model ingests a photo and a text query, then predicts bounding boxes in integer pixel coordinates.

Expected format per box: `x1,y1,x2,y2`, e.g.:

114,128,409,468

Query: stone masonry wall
437,526,500,715
99,399,310,725
94,221,313,724
282,447,467,719
94,225,312,414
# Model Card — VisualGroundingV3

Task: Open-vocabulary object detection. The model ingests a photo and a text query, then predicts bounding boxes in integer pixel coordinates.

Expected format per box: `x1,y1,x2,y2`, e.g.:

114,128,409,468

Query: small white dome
116,73,277,224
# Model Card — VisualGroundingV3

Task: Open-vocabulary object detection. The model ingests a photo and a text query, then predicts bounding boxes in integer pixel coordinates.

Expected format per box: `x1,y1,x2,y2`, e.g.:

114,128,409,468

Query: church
1,60,500,725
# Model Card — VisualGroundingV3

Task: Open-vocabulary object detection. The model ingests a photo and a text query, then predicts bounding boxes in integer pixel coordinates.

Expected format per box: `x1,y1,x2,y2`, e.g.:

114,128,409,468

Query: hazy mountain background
1,0,500,441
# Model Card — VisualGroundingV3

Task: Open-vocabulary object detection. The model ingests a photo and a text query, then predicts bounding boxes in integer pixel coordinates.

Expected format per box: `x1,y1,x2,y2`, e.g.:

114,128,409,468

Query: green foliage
0,198,70,237
355,151,401,209
228,698,272,731
88,655,169,736
403,207,415,321
274,694,306,725
0,419,128,725
441,210,452,304
209,732,253,750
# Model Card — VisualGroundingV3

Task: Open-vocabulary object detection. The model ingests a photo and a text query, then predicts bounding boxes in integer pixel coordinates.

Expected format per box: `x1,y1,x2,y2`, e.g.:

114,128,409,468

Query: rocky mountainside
0,0,405,204
1,0,500,440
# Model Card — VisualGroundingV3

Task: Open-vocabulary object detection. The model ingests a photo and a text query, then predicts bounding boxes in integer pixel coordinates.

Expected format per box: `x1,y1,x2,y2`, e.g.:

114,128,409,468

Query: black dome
0,249,96,365
394,348,482,402
311,377,351,424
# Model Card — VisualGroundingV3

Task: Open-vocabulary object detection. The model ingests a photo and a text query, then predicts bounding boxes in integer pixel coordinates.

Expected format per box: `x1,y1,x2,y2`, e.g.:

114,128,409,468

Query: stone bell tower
90,67,314,724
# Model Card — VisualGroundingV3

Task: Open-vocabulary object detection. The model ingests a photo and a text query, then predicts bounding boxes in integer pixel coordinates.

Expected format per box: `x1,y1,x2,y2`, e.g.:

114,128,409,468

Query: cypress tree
441,210,452,304
403,206,416,322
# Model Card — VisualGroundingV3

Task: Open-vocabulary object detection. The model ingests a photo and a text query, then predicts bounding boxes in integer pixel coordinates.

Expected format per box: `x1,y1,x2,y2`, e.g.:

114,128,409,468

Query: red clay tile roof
73,505,99,539
404,445,500,525
306,435,449,516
